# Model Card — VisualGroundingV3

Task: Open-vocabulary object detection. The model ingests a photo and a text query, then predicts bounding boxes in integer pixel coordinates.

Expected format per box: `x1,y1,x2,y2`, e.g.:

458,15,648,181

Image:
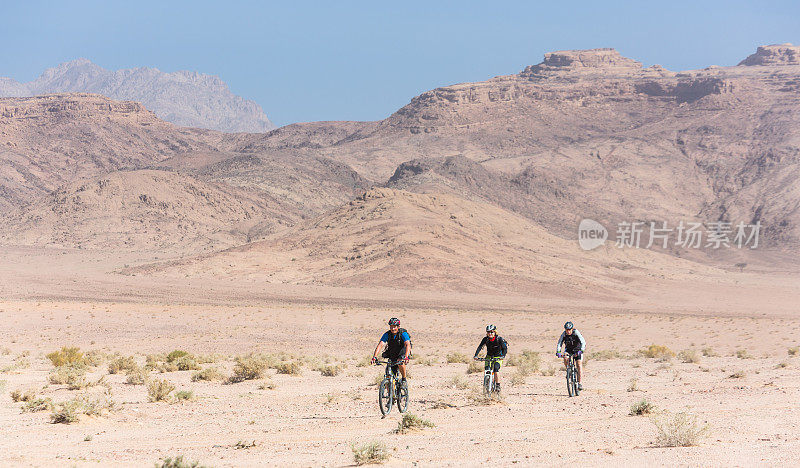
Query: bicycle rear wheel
396,380,409,413
378,378,393,415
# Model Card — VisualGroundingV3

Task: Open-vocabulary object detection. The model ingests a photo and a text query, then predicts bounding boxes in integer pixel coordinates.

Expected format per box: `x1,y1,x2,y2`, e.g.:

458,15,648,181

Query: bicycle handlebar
374,359,406,366
474,356,504,361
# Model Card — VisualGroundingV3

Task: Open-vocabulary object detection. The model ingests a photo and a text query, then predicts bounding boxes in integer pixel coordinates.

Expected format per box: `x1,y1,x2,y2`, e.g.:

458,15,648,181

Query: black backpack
388,328,413,354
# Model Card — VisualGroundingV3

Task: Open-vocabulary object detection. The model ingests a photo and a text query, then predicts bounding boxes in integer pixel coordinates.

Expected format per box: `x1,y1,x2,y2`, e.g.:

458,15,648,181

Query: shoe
578,383,583,391
495,384,501,393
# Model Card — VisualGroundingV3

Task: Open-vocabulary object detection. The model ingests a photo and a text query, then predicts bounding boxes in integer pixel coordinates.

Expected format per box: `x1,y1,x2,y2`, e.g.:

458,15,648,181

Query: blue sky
2,1,799,126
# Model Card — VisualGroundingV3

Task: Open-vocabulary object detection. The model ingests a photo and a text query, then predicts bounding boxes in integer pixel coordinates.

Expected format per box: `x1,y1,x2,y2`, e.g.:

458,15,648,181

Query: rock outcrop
738,43,800,66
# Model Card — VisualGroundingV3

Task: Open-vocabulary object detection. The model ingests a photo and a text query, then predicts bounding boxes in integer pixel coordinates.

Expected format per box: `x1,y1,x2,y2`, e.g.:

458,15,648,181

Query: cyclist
473,325,507,392
556,321,586,390
371,318,411,382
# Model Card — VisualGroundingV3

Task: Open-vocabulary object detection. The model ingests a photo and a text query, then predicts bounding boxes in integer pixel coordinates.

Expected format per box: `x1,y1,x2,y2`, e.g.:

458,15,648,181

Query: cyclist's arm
556,331,565,354
402,331,411,361
574,329,586,352
373,332,389,359
474,337,487,358
500,338,508,358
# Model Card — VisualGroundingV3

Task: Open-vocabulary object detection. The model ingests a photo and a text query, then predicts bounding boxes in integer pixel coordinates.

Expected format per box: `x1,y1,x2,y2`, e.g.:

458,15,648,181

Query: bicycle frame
562,352,580,397
475,356,502,394
376,359,408,415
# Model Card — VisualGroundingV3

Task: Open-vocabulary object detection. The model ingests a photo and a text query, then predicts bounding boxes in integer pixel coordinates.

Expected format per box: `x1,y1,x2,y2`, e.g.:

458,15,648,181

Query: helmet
486,324,496,332
564,321,574,330
388,318,400,326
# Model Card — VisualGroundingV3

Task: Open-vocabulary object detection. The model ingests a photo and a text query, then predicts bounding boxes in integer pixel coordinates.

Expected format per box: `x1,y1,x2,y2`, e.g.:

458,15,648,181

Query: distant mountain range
0,59,275,132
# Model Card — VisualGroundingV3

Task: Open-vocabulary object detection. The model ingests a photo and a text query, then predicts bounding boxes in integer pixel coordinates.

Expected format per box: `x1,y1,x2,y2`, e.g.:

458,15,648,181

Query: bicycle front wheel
379,378,393,415
396,380,409,413
483,373,492,395
566,369,575,397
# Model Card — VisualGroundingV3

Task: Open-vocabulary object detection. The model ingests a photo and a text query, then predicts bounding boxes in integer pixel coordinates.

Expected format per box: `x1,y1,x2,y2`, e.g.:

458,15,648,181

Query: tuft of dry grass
506,350,540,375
510,370,526,387
446,352,469,364
317,364,343,377
395,413,435,433
627,378,639,392
108,356,138,375
351,441,390,465
174,390,193,402
49,365,88,390
466,360,483,374
640,345,675,360
587,349,623,361
228,355,268,383
156,455,206,468
23,397,54,413
275,361,302,375
10,388,35,403
701,347,718,357
653,412,709,447
125,365,149,385
788,347,799,356
148,378,175,402
446,375,469,390
728,371,746,379
735,349,752,359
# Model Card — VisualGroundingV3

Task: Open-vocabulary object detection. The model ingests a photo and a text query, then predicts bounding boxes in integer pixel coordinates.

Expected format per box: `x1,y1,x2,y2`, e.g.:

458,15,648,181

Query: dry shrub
653,412,709,447
446,375,469,390
276,361,302,375
84,350,108,367
629,399,654,415
191,367,225,382
351,441,389,465
125,366,149,385
317,364,342,377
175,356,201,371
627,378,639,392
166,350,191,363
108,356,138,374
788,347,799,356
510,370,526,387
258,380,276,390
229,355,268,382
507,350,540,375
587,349,623,361
735,349,752,359
156,455,206,468
446,352,469,364
640,345,675,360
174,390,193,401
148,378,175,402
49,365,88,389
11,389,35,403
158,362,179,373
540,365,556,376
46,347,85,367
395,413,435,434
701,347,718,357
728,371,746,379
678,349,701,364
468,390,504,405
466,360,483,374
23,397,53,413
51,399,82,424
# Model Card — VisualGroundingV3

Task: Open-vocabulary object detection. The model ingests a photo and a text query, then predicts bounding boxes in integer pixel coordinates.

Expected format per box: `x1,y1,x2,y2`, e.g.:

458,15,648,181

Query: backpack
388,328,413,355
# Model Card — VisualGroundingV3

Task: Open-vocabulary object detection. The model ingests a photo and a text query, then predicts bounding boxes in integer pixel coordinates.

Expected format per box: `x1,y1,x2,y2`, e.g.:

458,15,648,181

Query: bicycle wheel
566,367,575,397
483,373,492,395
378,378,393,415
396,380,409,413
572,368,580,396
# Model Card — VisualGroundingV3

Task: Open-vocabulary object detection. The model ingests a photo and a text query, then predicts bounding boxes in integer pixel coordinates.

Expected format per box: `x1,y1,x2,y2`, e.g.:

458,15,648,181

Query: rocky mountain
0,59,275,132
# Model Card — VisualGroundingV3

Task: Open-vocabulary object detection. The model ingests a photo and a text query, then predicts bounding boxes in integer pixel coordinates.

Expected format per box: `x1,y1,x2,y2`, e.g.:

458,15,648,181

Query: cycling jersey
556,329,586,354
380,330,410,359
475,335,507,358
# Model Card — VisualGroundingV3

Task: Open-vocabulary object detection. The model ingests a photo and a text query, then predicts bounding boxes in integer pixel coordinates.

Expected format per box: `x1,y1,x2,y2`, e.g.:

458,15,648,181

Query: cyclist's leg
492,360,501,384
398,363,406,379
575,354,583,383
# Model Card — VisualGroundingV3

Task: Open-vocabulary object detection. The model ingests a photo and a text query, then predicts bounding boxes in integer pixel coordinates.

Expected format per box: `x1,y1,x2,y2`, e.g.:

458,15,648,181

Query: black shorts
382,349,404,363
566,349,582,360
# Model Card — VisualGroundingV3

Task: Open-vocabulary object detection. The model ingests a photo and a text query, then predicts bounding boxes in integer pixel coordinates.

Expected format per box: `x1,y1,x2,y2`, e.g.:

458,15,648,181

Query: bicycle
558,352,580,397
474,356,503,395
375,359,408,415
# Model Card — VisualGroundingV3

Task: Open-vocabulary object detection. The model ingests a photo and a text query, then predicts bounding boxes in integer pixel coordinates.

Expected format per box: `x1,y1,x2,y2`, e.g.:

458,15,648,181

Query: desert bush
125,366,149,385
166,350,191,363
79,393,115,416
46,347,85,367
446,375,469,390
735,349,752,359
49,365,88,389
417,355,436,366
640,345,675,360
108,356,138,374
258,380,276,390
395,413,435,433
156,455,206,468
466,360,483,374
229,355,268,383
446,352,469,364
788,347,799,356
629,399,654,415
468,391,503,405
23,397,53,413
10,389,35,403
51,399,82,424
148,378,176,402
653,412,709,447
318,364,342,377
158,362,179,373
678,349,701,364
355,356,372,367
588,349,623,361
275,361,302,375
507,350,540,376
84,350,107,367
351,441,390,465
175,356,201,371
174,390,193,401
191,367,224,382
701,347,718,357
627,378,639,392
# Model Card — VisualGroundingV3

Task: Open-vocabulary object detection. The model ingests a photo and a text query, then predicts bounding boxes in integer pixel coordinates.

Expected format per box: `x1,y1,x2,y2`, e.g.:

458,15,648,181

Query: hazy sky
3,1,799,126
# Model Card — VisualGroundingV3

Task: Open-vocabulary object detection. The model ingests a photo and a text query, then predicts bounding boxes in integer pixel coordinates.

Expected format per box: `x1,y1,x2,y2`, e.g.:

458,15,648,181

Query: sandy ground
1,246,800,466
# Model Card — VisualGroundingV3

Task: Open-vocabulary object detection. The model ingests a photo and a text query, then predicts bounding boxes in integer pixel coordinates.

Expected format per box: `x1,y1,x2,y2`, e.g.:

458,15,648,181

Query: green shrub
351,441,390,465
175,356,201,371
46,347,85,367
166,350,191,363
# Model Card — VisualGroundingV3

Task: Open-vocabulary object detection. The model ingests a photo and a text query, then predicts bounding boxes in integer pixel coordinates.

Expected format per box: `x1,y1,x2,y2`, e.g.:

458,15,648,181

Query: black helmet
486,324,496,332
564,321,574,330
388,318,400,326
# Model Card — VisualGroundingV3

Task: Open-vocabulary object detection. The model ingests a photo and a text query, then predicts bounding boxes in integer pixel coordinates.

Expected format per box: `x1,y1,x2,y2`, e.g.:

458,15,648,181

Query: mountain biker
473,325,507,392
556,321,586,390
371,318,411,382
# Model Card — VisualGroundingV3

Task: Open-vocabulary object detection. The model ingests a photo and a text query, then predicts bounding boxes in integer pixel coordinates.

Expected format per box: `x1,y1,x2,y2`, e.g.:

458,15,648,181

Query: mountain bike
559,352,580,397
375,359,408,415
474,356,503,395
